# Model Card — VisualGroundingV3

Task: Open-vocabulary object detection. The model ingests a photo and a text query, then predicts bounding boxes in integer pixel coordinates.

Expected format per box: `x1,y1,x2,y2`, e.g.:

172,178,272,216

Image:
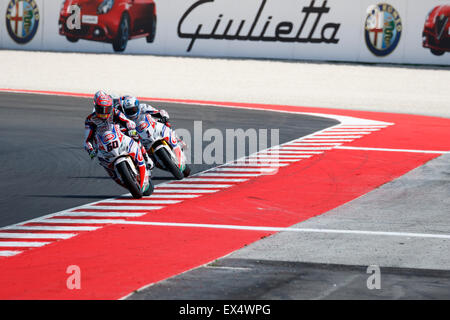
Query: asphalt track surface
0,92,337,228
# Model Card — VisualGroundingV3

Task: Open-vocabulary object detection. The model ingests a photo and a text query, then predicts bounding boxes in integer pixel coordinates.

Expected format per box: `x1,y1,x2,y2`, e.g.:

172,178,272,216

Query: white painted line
200,173,261,177
232,158,289,168
0,232,75,239
302,139,352,142
62,211,150,217
257,150,324,154
340,125,387,128
213,168,277,172
87,220,450,240
249,155,311,158
3,226,100,231
289,143,342,145
335,146,449,154
183,178,248,183
103,200,182,204
40,219,128,224
152,189,220,193
313,135,363,139
77,205,164,211
139,194,200,199
238,159,299,163
328,129,380,131
204,265,252,271
0,250,23,257
159,183,232,188
228,161,290,166
0,241,51,247
322,131,371,135
275,147,333,150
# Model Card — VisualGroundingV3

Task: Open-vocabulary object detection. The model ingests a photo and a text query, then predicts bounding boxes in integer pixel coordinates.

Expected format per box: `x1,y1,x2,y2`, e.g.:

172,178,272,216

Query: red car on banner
422,5,450,56
59,0,157,52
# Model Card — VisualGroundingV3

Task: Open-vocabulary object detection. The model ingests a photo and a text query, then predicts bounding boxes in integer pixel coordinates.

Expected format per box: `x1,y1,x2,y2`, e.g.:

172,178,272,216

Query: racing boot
141,146,154,171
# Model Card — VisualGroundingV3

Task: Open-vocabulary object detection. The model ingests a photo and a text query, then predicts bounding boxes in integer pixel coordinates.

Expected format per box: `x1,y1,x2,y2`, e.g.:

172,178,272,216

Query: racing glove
88,148,97,159
128,129,140,141
159,110,170,124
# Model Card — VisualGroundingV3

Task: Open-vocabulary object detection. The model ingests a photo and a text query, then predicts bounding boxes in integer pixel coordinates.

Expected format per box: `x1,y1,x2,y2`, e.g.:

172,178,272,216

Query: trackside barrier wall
1,0,449,65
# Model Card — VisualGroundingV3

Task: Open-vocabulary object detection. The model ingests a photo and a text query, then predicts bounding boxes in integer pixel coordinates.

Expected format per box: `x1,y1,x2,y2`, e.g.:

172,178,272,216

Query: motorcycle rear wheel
116,161,143,199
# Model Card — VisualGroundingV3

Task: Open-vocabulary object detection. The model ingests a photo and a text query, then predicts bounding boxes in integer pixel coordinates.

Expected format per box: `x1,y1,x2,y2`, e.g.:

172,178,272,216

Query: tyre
431,48,445,56
66,36,79,43
143,178,154,196
116,161,142,199
155,147,184,180
113,14,130,52
146,15,157,43
183,164,191,178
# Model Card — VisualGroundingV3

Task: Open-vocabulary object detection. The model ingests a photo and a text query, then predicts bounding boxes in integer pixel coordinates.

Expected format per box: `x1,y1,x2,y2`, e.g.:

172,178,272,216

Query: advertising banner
1,0,449,65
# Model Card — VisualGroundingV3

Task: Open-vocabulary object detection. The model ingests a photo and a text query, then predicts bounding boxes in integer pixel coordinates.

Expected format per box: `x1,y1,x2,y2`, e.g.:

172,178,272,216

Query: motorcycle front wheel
155,148,184,180
116,161,143,199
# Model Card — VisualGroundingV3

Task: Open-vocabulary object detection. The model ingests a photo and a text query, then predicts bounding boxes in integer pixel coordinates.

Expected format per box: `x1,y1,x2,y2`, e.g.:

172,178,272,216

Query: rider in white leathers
120,96,186,151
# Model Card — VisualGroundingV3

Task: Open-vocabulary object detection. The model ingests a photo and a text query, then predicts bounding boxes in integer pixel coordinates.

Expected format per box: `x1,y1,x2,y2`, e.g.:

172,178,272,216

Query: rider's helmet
93,90,114,120
121,96,140,120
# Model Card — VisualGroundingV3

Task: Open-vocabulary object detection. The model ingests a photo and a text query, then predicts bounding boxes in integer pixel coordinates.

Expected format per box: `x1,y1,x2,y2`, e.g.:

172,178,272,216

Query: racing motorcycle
135,114,190,180
96,124,153,198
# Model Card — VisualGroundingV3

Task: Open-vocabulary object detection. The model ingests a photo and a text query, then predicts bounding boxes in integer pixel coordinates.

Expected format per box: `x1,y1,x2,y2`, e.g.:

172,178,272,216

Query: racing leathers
129,106,186,155
139,103,171,126
84,109,150,187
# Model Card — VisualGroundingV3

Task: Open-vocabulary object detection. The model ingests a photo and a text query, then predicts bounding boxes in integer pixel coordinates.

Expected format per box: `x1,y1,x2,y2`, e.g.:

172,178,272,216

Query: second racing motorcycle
135,114,190,180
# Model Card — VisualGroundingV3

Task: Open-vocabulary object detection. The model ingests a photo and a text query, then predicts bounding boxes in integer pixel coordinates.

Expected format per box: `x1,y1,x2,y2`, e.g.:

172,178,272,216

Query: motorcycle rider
120,96,187,150
84,90,152,188
117,95,171,126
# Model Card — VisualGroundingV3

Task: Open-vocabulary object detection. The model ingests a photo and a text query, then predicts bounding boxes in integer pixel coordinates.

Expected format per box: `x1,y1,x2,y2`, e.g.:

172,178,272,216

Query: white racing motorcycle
135,114,190,180
96,124,153,198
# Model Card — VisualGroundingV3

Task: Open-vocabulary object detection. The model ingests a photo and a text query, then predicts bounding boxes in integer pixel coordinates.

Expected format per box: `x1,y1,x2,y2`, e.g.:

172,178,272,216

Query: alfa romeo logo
6,0,40,44
364,3,402,57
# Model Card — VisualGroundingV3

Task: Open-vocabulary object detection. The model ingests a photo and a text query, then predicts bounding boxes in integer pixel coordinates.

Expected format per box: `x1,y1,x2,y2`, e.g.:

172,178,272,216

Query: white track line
313,135,363,139
200,173,261,177
0,250,23,257
226,162,290,166
289,143,342,145
50,220,450,240
335,146,450,154
257,150,323,154
302,139,352,142
0,241,51,247
183,178,248,182
323,131,372,135
62,212,150,217
248,155,312,158
159,183,232,188
83,205,164,210
3,226,100,231
152,189,220,193
212,168,277,172
137,194,201,199
0,232,75,239
329,129,380,131
39,219,128,224
237,157,301,161
101,200,182,204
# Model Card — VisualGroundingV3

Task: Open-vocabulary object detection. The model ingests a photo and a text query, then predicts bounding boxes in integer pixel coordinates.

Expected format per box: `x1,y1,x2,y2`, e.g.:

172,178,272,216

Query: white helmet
121,96,140,120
